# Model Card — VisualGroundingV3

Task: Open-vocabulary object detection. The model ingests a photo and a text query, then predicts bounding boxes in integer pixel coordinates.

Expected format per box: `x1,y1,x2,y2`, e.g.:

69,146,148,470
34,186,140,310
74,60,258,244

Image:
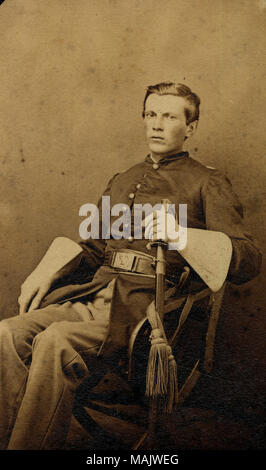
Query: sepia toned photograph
0,0,265,464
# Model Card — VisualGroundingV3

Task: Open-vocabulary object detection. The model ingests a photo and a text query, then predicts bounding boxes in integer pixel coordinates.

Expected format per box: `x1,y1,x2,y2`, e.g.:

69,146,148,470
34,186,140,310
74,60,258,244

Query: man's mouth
150,136,165,141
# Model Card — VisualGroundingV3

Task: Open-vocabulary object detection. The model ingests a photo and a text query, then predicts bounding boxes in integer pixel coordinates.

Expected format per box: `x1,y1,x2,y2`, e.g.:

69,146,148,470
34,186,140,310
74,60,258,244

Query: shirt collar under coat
144,151,189,166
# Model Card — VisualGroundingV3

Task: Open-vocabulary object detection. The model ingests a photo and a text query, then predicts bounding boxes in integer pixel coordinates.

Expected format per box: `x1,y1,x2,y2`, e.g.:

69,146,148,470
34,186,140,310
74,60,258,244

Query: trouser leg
0,303,81,449
0,321,28,450
0,301,109,450
7,317,109,450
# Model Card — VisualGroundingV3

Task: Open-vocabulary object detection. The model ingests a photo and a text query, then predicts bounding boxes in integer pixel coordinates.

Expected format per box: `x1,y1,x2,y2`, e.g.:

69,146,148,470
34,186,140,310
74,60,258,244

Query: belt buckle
112,252,136,271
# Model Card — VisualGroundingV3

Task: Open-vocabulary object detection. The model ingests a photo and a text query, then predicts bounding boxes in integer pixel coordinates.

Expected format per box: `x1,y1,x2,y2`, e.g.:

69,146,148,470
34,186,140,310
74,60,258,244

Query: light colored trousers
0,281,115,450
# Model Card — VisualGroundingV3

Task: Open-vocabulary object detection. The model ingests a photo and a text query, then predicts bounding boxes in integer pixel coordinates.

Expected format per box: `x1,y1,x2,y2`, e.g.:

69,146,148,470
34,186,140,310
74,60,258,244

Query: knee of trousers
32,323,87,377
0,317,32,360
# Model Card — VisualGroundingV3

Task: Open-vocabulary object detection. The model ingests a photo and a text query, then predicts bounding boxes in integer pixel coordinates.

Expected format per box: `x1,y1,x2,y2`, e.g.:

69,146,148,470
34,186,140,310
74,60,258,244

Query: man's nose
152,115,164,131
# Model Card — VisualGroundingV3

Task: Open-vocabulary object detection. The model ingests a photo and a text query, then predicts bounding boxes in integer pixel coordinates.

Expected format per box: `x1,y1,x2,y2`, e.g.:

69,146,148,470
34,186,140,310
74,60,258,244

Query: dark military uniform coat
41,152,261,357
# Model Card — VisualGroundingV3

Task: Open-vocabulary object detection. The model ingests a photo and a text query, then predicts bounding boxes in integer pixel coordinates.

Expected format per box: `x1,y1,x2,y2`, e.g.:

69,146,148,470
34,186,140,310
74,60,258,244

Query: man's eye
145,112,154,118
167,115,176,120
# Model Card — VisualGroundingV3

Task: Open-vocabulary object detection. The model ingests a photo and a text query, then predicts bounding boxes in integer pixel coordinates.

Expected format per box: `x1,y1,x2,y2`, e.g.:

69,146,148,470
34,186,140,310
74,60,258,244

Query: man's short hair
142,81,200,124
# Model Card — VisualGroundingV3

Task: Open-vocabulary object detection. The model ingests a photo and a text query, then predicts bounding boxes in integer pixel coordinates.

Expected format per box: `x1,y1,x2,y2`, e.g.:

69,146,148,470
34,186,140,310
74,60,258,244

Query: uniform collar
145,151,189,165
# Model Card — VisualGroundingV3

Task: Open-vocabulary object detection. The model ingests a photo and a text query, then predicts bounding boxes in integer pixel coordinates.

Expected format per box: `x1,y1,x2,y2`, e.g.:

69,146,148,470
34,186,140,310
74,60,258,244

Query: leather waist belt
104,249,155,276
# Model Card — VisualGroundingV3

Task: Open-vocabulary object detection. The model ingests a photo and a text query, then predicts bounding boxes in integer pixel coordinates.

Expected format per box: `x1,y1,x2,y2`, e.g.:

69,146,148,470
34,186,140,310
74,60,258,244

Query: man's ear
185,120,198,139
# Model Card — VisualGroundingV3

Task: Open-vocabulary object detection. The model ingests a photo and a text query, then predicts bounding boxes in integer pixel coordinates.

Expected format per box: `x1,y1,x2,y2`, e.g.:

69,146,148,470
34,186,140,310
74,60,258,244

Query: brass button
128,236,134,242
152,163,159,170
136,183,141,189
128,193,135,199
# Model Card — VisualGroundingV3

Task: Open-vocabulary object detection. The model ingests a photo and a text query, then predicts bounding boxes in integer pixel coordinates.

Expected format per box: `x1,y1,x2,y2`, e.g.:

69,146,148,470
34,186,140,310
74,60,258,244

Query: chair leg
203,286,225,373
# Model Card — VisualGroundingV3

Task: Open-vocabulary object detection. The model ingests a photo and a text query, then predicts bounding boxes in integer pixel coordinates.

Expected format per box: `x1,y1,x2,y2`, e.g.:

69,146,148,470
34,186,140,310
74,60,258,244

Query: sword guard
150,239,168,249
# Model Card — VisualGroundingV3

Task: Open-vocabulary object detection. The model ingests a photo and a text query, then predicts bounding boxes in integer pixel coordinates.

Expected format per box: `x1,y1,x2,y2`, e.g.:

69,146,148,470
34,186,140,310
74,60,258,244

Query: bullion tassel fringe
145,302,179,414
146,329,169,396
164,346,179,414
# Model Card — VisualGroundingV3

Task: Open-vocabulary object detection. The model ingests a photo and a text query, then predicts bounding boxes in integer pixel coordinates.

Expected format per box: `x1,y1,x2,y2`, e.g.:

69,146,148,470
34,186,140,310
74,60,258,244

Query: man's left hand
142,206,179,249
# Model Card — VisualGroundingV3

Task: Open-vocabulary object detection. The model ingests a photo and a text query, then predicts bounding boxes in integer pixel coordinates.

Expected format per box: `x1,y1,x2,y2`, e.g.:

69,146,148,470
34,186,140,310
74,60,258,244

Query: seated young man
0,82,261,450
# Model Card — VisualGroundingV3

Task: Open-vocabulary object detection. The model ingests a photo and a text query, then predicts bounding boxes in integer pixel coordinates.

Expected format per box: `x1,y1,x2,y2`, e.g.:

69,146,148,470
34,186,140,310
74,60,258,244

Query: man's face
144,94,195,157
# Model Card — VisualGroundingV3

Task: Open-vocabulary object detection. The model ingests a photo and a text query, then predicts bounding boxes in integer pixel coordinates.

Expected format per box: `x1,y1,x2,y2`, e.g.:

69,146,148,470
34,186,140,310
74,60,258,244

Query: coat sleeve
201,170,262,285
77,173,119,275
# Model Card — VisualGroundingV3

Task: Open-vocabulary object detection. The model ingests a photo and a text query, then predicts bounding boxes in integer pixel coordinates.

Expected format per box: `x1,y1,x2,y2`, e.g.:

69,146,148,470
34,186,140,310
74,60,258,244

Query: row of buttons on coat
127,162,159,241
128,164,159,200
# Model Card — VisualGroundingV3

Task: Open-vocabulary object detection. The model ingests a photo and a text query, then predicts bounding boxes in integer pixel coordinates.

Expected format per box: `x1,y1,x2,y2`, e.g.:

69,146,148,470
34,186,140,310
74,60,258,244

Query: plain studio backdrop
0,0,265,447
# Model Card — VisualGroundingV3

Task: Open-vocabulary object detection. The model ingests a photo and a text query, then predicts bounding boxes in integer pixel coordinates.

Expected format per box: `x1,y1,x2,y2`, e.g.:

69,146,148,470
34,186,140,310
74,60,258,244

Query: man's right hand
18,237,83,314
18,270,57,315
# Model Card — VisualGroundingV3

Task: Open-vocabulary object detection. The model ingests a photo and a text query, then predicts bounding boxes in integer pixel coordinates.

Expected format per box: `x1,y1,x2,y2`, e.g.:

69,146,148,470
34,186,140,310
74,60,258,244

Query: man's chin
148,142,168,154
149,145,181,158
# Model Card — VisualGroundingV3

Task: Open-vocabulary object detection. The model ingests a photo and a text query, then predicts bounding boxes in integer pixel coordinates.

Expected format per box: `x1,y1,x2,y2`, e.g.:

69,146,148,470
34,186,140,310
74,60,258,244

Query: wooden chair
129,283,226,449
73,282,226,450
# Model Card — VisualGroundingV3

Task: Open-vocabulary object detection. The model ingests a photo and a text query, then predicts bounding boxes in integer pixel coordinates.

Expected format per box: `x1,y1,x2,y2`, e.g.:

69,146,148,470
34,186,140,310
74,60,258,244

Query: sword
152,199,170,319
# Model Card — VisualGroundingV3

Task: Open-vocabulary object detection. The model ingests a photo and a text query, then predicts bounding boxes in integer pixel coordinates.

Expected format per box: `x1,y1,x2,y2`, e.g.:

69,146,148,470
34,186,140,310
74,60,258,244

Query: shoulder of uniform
187,157,217,173
117,168,127,174
116,161,144,177
109,171,120,181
